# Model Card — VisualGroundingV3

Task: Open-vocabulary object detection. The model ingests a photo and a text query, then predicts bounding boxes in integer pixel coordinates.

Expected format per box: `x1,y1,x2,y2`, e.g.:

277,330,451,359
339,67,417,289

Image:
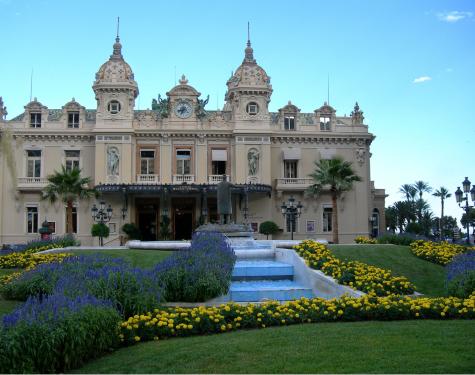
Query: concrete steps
226,239,314,303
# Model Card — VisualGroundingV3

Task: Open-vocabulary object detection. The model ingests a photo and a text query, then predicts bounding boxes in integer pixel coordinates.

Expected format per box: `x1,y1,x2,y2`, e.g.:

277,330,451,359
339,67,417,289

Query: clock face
174,101,193,119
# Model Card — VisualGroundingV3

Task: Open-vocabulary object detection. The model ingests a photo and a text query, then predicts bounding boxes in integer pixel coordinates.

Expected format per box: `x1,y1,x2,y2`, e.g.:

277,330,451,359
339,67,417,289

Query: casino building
0,32,386,245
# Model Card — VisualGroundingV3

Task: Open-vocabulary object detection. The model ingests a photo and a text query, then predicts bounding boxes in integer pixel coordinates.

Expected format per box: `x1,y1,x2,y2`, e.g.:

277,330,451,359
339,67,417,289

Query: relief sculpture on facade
107,146,120,176
247,148,259,176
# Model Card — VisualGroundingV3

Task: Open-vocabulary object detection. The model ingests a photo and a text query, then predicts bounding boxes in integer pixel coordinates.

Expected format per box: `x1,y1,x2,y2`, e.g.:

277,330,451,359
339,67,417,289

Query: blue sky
1,0,474,226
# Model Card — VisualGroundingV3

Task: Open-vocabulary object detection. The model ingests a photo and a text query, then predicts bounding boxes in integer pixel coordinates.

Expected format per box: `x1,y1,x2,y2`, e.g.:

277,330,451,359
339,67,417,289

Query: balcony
275,178,314,191
136,174,160,184
173,174,195,184
208,175,230,184
17,177,48,190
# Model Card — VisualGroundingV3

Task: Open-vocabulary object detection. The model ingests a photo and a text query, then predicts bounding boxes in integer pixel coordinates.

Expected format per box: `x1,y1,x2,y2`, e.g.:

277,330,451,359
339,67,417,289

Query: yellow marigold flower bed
24,244,65,254
119,293,475,345
0,252,71,270
293,240,415,295
410,240,474,265
354,236,377,244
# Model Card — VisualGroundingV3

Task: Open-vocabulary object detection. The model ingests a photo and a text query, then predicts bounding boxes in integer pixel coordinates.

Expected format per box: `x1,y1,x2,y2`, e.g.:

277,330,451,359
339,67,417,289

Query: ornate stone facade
0,34,386,245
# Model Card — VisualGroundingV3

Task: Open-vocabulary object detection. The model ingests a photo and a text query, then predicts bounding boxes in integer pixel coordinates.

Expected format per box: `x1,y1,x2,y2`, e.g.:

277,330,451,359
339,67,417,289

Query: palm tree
307,157,361,244
414,180,432,200
42,166,96,234
393,200,415,233
432,187,452,240
399,184,417,202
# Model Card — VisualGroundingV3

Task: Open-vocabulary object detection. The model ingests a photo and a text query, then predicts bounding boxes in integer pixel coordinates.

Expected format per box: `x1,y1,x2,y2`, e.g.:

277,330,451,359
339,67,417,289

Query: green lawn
67,249,173,268
75,320,475,374
329,244,446,296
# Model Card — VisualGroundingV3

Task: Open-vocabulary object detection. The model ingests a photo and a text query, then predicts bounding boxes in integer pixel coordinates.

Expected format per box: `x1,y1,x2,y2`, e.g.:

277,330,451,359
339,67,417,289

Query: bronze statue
217,174,232,224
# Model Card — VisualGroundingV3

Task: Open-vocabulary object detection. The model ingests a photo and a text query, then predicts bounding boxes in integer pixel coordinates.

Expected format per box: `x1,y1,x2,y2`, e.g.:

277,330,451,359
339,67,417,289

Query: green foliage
121,223,141,240
376,234,415,246
259,221,279,239
447,271,475,299
405,222,423,235
0,299,120,373
91,223,110,238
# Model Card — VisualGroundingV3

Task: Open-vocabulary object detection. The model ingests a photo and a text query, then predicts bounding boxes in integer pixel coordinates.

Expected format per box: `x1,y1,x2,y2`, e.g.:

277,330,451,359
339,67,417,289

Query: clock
174,101,193,119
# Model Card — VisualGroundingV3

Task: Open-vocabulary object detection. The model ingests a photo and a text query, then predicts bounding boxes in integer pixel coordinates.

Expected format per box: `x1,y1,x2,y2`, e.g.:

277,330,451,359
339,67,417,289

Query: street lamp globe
455,187,463,204
462,177,471,194
471,185,475,202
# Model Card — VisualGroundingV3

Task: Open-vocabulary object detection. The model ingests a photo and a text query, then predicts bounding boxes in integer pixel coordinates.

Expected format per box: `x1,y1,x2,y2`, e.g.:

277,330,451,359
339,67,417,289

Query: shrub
91,223,110,239
446,252,475,298
354,236,377,244
23,234,79,254
0,293,120,373
155,231,236,302
377,234,418,246
259,221,279,239
122,223,141,240
1,255,164,317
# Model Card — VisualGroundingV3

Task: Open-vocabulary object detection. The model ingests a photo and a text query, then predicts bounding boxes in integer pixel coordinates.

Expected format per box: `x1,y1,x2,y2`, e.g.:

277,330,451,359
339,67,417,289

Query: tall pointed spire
111,16,123,59
244,21,256,63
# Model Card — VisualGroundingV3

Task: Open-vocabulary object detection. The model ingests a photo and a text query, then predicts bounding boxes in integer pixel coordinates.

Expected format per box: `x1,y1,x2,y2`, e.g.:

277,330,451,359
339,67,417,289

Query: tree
414,180,432,200
393,200,416,232
432,187,452,241
461,208,475,240
42,166,96,234
399,184,417,202
385,206,397,233
259,221,279,239
307,157,361,244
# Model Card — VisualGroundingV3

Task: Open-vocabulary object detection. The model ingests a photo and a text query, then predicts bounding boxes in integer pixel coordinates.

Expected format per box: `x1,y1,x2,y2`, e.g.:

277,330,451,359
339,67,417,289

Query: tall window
284,116,295,130
140,150,155,175
26,206,38,233
67,112,80,128
27,150,41,177
211,149,227,175
323,207,333,232
212,160,226,175
176,149,191,175
30,113,41,128
246,102,259,115
65,150,80,172
320,116,331,131
284,160,298,178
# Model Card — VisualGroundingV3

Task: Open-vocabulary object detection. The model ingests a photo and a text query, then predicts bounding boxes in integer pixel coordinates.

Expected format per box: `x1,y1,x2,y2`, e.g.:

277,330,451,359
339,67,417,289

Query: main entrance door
172,198,195,240
136,200,158,241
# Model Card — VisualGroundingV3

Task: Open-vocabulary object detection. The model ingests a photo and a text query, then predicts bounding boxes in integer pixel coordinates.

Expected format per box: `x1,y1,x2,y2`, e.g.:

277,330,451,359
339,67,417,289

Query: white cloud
413,76,432,84
437,11,473,22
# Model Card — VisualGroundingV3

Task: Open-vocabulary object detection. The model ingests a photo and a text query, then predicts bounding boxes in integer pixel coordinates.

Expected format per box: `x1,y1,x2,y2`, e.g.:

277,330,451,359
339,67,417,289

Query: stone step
234,249,275,259
232,260,294,280
229,280,314,302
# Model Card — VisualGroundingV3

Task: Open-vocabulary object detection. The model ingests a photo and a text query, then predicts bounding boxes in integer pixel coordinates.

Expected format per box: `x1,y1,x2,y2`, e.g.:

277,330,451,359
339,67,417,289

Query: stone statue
107,147,120,176
151,94,169,118
196,94,210,119
247,148,259,176
217,174,232,224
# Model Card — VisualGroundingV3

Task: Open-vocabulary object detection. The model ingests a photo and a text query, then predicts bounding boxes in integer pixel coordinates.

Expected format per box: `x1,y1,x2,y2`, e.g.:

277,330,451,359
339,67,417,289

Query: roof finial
111,17,123,59
116,16,120,39
244,22,255,63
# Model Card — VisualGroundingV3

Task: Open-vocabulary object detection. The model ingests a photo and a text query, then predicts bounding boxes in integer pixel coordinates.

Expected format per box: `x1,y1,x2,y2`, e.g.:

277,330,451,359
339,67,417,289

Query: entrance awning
96,183,272,196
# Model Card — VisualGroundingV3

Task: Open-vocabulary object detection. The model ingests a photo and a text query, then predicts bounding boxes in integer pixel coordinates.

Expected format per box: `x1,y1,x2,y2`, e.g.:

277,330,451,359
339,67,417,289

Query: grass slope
75,320,475,374
68,249,172,268
329,245,446,296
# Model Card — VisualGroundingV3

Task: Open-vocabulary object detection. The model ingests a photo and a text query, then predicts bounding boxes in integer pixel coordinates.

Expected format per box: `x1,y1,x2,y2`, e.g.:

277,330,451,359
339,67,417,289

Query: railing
275,178,314,191
208,175,230,184
246,176,260,184
173,174,195,184
136,174,160,184
17,177,48,189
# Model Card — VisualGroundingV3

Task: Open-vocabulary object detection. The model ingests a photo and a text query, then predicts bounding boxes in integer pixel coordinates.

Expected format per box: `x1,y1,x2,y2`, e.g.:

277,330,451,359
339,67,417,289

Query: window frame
140,149,156,175
26,206,39,234
284,115,295,130
176,149,192,175
320,116,331,131
26,150,42,178
30,112,42,128
65,150,80,172
246,102,259,115
322,206,333,232
284,160,298,178
107,100,122,115
67,111,80,128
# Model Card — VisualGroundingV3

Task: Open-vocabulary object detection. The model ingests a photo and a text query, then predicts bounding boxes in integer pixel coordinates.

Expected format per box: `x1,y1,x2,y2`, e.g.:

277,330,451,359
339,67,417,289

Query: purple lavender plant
446,251,475,298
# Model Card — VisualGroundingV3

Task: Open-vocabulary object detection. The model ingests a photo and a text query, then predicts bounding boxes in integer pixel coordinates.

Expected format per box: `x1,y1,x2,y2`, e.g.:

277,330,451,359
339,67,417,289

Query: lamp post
91,201,113,246
455,177,475,245
281,196,303,240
